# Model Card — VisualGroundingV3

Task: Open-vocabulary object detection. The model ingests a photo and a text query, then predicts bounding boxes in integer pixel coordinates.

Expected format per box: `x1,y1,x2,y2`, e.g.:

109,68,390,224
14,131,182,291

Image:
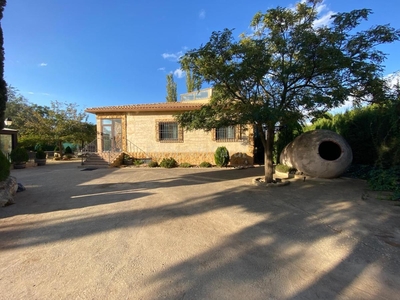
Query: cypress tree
0,0,7,130
165,73,177,102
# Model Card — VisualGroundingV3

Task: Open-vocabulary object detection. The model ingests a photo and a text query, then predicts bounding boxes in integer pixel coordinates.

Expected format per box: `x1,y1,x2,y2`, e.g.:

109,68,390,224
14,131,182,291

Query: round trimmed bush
148,161,159,168
10,147,29,164
160,157,177,168
199,161,212,168
214,146,230,167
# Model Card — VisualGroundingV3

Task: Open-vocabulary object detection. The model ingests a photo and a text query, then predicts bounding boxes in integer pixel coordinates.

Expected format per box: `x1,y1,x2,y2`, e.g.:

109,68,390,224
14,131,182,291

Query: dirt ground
1,161,400,300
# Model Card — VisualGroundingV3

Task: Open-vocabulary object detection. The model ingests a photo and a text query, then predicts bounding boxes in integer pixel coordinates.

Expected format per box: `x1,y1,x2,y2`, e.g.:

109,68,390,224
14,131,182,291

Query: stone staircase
82,152,123,167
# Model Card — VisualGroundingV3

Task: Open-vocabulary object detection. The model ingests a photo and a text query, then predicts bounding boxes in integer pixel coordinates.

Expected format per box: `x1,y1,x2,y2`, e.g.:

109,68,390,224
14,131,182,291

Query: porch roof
85,102,204,114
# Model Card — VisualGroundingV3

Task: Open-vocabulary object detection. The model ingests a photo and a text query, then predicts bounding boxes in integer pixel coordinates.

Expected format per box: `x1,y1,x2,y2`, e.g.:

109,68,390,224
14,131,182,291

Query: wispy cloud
199,9,206,20
384,71,400,88
161,51,184,62
26,91,52,96
289,0,335,28
158,67,166,72
311,0,335,27
39,62,48,67
173,68,185,78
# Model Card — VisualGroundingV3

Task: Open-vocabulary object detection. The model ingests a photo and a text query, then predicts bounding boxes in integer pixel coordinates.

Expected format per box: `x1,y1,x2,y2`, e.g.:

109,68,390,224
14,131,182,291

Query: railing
81,136,150,165
180,87,212,102
126,139,149,159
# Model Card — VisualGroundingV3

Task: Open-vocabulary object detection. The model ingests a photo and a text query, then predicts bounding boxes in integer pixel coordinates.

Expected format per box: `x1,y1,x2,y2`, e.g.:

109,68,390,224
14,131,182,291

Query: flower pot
123,159,133,165
13,162,26,169
35,158,47,166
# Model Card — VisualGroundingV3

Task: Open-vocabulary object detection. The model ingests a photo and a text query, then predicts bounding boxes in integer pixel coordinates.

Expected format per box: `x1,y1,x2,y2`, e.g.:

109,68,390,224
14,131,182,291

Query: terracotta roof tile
85,102,204,113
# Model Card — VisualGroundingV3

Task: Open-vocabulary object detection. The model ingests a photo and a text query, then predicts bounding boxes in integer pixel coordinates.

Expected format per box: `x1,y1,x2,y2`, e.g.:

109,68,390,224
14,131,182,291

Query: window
156,121,183,142
214,126,241,142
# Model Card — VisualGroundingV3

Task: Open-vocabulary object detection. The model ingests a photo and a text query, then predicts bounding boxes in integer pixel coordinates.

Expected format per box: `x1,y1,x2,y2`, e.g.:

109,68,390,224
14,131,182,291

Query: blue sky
3,0,400,123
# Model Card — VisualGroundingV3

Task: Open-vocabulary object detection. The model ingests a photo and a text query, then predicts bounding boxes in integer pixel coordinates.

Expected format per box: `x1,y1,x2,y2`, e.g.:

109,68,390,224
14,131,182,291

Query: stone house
85,88,256,166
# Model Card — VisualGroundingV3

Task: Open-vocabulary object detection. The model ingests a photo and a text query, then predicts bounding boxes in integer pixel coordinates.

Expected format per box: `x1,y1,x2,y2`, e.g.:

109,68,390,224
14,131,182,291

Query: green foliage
367,167,400,200
0,151,10,181
176,1,400,182
148,161,159,168
305,101,400,167
133,159,144,166
199,161,212,168
166,74,177,102
35,149,46,159
10,147,29,164
179,162,192,168
160,157,177,168
5,87,95,149
65,146,73,154
275,164,296,173
214,146,230,167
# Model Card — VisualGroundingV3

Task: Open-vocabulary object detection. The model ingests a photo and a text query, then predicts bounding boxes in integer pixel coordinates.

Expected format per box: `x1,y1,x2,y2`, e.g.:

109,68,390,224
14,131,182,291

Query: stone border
252,177,290,187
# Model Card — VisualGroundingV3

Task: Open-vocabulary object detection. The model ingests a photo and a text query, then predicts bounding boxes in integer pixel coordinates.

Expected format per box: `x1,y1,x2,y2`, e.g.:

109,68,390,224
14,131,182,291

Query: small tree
166,73,177,102
214,146,230,167
176,0,400,183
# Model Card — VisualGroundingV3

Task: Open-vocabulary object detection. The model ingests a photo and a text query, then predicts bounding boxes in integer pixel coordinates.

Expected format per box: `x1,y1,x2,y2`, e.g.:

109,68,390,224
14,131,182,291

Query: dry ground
1,161,399,299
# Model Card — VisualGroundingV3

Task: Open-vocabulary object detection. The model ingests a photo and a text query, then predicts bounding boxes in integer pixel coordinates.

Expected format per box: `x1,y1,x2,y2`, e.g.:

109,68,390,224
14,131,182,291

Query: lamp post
4,117,12,127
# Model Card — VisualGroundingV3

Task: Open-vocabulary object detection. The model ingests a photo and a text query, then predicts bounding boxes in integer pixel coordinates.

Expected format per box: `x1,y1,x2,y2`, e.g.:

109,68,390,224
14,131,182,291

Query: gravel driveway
1,161,400,299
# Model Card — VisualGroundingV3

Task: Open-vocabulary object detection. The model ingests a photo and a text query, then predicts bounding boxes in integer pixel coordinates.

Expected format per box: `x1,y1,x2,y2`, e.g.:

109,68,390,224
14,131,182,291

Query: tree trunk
258,123,275,183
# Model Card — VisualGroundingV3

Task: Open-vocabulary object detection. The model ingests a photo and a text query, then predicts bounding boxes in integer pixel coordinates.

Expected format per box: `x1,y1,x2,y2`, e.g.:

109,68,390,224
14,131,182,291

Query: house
85,88,256,166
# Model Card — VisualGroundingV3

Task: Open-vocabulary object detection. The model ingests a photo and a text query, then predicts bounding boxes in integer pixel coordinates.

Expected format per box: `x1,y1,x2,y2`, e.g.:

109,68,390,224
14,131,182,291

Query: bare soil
1,161,399,299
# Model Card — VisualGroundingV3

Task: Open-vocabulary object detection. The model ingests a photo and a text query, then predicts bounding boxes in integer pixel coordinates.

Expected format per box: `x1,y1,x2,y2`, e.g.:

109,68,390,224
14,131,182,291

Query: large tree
165,73,177,102
5,87,95,150
176,0,400,182
0,0,7,130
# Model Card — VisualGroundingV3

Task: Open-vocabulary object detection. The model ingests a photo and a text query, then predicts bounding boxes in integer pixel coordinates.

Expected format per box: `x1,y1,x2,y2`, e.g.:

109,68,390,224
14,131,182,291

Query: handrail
126,139,149,159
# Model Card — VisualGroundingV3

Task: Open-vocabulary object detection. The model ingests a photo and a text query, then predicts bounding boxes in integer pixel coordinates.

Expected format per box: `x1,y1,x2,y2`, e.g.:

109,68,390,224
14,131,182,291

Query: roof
0,128,18,133
85,102,204,114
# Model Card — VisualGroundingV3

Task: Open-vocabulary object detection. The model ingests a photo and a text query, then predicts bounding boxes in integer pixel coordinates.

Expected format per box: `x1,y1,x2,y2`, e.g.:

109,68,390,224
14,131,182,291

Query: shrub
179,162,192,168
367,166,400,200
275,164,297,173
133,159,144,166
0,151,10,181
35,149,47,159
148,161,159,168
10,147,29,164
214,146,230,167
65,146,73,154
199,161,212,168
160,157,177,168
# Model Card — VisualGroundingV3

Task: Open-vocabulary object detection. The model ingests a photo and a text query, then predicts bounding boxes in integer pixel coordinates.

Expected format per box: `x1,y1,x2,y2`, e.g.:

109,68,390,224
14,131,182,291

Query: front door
101,119,122,152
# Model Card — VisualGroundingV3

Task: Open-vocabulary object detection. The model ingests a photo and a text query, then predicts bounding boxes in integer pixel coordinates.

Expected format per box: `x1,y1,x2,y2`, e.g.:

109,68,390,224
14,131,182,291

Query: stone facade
94,111,255,166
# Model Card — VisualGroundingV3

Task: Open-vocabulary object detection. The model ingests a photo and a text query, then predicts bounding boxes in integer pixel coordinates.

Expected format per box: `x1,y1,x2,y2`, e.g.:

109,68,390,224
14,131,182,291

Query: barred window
214,126,241,142
156,121,183,142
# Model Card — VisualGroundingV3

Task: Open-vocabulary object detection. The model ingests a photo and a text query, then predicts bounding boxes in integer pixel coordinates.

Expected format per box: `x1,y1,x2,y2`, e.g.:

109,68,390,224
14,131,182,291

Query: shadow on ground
1,163,399,299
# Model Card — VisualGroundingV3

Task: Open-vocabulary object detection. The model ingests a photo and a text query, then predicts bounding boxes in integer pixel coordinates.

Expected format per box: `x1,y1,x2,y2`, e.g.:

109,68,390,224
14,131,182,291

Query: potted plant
10,147,29,169
35,148,47,166
123,154,133,165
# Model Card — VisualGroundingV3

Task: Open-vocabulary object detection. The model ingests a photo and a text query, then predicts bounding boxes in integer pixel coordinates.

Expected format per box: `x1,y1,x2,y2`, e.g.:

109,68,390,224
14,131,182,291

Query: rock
0,176,18,207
